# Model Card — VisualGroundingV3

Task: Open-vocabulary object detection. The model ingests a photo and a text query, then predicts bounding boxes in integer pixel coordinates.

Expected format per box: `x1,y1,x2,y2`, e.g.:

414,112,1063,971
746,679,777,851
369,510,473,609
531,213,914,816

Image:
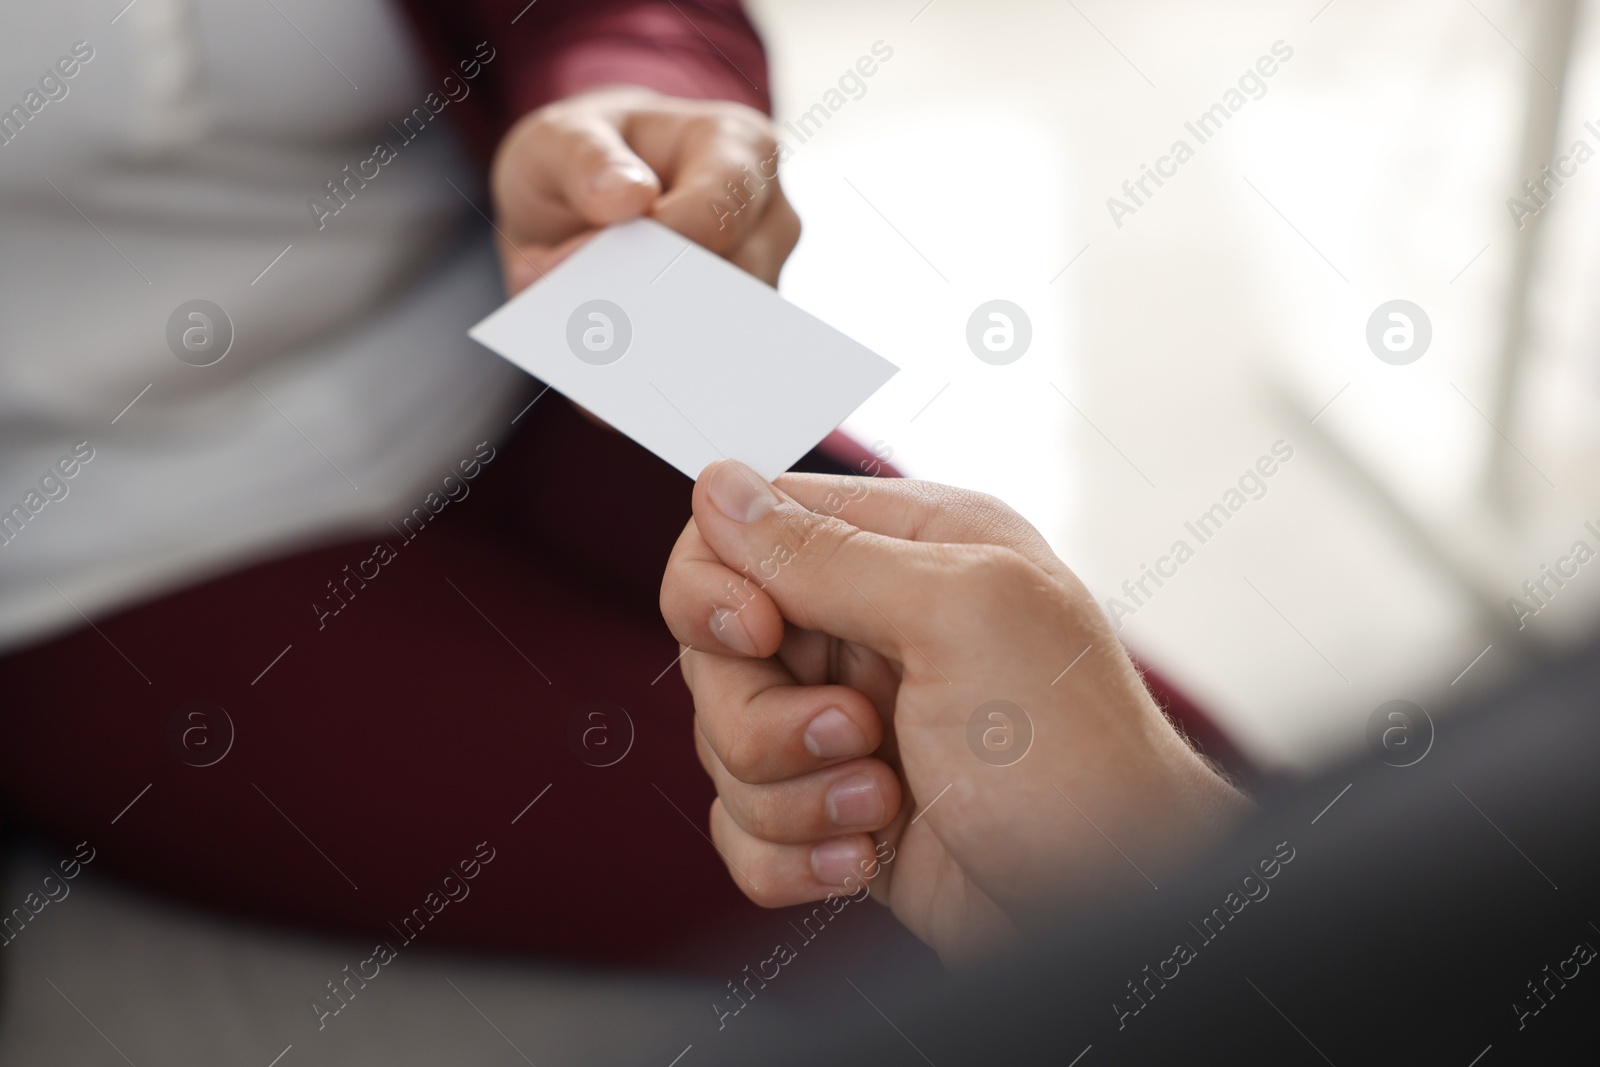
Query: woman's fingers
708,799,884,907
725,190,802,286
495,228,592,296
492,108,660,245
490,89,800,293
635,105,786,258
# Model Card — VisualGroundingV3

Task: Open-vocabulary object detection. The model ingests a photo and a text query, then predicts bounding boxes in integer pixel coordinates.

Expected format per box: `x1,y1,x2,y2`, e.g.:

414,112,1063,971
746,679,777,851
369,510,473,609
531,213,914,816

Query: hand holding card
469,219,898,480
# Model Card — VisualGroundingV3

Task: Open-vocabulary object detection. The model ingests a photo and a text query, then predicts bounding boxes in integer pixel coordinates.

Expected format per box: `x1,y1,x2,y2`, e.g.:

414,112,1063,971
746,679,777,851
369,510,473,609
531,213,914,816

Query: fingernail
710,606,758,656
810,838,869,886
825,774,883,829
803,708,865,760
707,460,777,523
592,163,652,194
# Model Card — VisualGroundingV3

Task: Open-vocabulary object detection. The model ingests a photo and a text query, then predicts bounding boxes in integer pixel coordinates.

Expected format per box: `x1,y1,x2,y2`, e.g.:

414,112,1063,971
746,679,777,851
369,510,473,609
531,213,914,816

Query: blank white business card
468,219,899,481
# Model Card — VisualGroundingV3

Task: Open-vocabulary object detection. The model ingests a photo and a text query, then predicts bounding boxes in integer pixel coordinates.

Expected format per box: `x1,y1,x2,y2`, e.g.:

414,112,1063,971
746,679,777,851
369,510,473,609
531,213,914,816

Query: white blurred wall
747,0,1600,771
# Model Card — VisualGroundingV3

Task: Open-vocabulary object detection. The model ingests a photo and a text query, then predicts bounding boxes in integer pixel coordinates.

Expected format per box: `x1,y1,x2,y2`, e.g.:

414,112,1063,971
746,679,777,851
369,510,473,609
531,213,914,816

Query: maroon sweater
393,0,772,162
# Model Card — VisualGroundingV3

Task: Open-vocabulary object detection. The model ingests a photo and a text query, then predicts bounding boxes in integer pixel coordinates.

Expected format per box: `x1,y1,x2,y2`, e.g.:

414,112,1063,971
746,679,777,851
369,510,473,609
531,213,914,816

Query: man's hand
660,462,1253,966
490,87,800,293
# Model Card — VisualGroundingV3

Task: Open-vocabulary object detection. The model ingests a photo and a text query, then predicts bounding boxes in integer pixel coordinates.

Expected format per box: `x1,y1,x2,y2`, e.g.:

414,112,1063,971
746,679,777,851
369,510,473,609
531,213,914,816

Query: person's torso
0,0,526,650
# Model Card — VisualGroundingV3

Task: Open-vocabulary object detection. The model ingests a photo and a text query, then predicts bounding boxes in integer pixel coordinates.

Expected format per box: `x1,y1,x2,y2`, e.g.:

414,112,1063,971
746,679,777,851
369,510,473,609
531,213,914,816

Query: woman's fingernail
710,606,758,656
707,461,777,523
825,774,884,829
803,708,865,760
811,838,869,886
592,162,652,194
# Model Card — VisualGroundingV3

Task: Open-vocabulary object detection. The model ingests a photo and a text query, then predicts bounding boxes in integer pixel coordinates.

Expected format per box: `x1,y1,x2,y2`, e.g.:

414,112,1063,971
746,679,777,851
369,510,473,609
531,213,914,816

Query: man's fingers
689,460,964,667
662,518,786,657
707,750,901,844
667,467,1074,682
687,654,882,784
709,799,884,907
772,472,1069,581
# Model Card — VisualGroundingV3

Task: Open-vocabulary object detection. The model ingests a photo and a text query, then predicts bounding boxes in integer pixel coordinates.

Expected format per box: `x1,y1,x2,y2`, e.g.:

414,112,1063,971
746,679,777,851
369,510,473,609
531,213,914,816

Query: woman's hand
660,461,1253,966
490,87,800,294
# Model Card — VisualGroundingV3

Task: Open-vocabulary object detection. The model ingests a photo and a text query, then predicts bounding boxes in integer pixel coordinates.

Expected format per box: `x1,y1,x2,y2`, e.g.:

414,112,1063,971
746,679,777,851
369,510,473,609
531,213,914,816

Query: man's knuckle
744,880,784,909
742,785,801,842
946,543,1038,603
721,727,768,783
950,489,1019,531
796,517,860,576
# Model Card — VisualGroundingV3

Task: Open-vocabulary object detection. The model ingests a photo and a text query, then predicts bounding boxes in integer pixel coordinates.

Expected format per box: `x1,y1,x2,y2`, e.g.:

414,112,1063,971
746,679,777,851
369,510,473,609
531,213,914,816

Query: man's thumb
691,460,943,666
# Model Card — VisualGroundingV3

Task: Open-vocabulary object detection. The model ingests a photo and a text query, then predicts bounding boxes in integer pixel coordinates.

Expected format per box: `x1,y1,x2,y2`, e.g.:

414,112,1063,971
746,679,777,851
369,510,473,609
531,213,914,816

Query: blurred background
754,0,1600,772
7,0,1600,1062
